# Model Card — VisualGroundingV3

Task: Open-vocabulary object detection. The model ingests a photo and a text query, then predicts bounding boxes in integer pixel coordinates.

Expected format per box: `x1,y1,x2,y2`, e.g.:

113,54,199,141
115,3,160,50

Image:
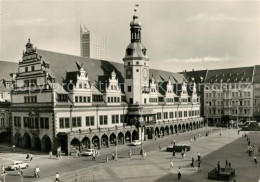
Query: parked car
130,140,142,146
8,161,29,170
81,149,98,156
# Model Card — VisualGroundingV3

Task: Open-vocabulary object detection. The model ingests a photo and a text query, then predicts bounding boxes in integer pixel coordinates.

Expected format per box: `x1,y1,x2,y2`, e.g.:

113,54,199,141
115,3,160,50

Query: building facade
0,61,17,142
80,24,106,60
11,11,202,154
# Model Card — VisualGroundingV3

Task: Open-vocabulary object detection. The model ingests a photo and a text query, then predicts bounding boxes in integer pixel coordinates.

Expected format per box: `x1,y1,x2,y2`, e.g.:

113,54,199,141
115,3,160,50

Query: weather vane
134,4,139,13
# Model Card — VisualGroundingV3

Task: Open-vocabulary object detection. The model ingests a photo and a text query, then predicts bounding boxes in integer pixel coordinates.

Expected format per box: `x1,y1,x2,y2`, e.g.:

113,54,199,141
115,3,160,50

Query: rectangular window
76,117,81,127
64,118,69,128
44,118,49,129
99,115,104,125
35,118,39,128
83,97,86,102
112,115,115,124
59,118,64,128
23,117,28,127
75,96,78,103
120,114,124,123
40,118,44,129
88,97,91,102
128,86,132,92
79,96,82,103
72,117,77,127
25,67,28,72
157,112,161,120
100,115,108,125
86,116,94,126
164,112,168,119
31,66,35,71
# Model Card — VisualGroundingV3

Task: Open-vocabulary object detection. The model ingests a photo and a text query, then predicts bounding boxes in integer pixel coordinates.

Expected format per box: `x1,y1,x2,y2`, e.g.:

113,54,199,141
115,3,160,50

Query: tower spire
130,4,142,43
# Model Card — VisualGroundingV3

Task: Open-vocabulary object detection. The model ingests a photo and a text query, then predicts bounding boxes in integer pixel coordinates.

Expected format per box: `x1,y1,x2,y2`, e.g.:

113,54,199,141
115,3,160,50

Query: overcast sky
0,0,259,72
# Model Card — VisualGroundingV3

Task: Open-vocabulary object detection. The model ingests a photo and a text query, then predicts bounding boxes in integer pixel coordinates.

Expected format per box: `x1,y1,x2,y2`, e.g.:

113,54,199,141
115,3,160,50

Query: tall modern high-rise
80,24,106,60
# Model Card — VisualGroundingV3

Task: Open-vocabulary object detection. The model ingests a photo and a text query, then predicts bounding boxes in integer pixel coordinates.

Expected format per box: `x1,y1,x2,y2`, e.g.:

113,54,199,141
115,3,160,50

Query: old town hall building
11,11,202,154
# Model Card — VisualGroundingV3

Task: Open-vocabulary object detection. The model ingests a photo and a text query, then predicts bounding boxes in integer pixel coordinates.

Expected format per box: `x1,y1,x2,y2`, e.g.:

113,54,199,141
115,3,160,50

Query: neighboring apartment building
11,11,202,154
0,61,18,142
185,66,260,124
80,24,106,60
253,65,260,121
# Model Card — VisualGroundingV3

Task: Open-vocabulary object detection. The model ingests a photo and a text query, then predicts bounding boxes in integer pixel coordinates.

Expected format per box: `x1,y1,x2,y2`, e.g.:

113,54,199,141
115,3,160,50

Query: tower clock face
126,67,133,79
142,68,148,78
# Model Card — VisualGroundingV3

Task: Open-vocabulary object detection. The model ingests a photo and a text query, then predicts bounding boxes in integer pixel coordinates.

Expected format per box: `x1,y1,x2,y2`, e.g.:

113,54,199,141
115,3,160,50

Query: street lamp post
96,105,99,129
206,103,209,133
237,101,239,129
140,107,144,155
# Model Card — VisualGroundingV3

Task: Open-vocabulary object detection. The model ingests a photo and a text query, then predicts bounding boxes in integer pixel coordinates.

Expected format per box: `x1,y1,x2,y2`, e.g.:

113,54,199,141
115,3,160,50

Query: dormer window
126,48,133,56
142,48,146,56
79,83,82,88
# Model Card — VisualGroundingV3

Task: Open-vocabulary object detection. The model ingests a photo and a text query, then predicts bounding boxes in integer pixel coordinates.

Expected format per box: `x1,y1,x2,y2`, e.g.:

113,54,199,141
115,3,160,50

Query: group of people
244,133,258,164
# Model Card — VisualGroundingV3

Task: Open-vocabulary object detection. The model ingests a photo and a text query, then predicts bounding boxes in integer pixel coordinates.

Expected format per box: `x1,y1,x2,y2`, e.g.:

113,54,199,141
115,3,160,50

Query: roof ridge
37,49,121,65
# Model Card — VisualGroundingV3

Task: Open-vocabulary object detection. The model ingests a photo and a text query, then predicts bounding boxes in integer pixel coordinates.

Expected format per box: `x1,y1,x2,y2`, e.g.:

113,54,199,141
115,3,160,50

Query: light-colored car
81,149,97,156
8,161,29,170
130,140,142,146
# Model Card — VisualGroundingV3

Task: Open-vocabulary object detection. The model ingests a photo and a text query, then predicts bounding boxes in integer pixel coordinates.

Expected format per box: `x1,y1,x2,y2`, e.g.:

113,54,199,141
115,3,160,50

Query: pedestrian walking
173,140,176,146
92,152,96,161
254,156,258,164
112,152,115,160
238,130,240,135
12,145,16,152
181,150,184,158
35,166,40,178
228,162,231,169
30,154,33,161
217,161,221,174
55,172,60,182
194,136,196,141
2,165,5,174
198,161,201,172
159,145,161,151
128,149,132,159
26,153,30,160
49,151,52,159
197,153,201,162
225,159,228,168
155,136,157,141
142,152,146,160
191,157,194,168
172,150,176,158
177,167,181,180
170,161,174,169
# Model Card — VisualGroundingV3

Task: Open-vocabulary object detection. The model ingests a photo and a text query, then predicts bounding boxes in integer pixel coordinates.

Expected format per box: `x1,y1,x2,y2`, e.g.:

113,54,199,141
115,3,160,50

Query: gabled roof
36,49,185,86
182,70,208,83
0,80,10,92
205,66,254,83
0,61,18,81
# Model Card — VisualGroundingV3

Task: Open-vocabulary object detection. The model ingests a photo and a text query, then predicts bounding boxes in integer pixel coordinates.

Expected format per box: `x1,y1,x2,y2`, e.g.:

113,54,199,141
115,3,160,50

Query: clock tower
123,8,150,105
